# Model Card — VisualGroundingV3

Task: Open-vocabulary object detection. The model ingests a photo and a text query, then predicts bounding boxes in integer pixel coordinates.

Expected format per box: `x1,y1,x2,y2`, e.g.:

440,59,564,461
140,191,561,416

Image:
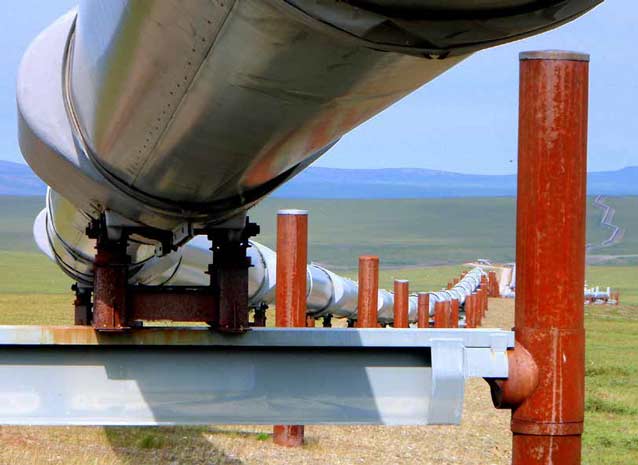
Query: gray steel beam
0,326,512,426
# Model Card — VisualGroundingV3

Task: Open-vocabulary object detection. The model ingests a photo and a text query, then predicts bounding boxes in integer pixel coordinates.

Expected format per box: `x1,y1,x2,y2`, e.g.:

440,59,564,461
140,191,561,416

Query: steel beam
0,326,512,426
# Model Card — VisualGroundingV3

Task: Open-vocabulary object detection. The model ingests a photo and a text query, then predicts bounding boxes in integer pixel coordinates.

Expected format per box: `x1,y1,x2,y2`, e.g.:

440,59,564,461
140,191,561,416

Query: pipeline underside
19,0,601,323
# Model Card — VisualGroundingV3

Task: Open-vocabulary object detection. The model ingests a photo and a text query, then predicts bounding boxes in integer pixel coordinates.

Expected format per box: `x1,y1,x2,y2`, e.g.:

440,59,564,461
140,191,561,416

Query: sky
1,1,635,174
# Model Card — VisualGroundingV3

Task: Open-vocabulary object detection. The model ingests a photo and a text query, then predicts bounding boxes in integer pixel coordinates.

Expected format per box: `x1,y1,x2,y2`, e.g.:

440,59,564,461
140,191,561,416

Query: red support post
450,299,459,328
465,294,475,328
306,315,316,327
274,209,308,447
417,292,430,328
275,210,308,329
510,50,589,465
357,256,379,328
488,271,500,298
474,289,483,325
434,301,449,328
393,280,409,328
93,238,129,331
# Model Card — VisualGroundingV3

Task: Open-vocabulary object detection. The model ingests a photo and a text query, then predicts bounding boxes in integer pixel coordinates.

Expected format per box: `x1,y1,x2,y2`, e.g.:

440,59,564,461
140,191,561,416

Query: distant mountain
2,159,638,198
0,160,46,196
273,166,638,198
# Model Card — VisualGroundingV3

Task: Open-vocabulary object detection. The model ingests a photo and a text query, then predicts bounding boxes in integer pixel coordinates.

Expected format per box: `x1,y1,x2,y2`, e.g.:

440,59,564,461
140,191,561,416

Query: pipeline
21,1,600,325
35,193,485,324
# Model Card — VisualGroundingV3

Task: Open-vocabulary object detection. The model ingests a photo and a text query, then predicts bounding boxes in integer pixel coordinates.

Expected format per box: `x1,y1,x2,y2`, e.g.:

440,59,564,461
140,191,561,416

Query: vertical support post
208,216,258,333
72,284,92,326
465,294,475,328
275,210,308,328
434,301,448,328
450,299,459,328
253,304,267,327
512,50,589,465
488,271,500,297
306,315,316,327
393,280,409,328
480,288,487,319
417,292,430,328
274,209,308,447
357,256,379,328
91,224,129,331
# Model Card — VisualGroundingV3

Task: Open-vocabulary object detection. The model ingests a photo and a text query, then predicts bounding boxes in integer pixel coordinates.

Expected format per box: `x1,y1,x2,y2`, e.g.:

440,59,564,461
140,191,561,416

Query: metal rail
0,326,512,426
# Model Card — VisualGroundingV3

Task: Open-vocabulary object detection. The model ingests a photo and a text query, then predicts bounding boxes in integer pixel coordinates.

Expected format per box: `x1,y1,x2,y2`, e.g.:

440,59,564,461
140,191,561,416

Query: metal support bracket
0,326,512,426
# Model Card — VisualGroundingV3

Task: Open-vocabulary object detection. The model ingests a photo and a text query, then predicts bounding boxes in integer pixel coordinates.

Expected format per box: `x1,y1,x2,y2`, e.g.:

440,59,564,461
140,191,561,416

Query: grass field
4,195,638,267
0,195,636,464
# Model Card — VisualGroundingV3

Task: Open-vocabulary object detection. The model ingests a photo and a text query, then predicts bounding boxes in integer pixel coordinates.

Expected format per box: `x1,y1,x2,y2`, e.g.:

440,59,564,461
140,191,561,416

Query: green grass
586,266,638,305
583,304,638,464
0,196,45,253
0,195,637,463
5,195,637,268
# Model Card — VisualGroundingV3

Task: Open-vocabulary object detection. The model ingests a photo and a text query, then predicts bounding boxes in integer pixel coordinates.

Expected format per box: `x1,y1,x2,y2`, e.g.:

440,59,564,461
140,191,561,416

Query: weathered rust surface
274,210,307,447
465,294,476,328
92,240,129,331
128,288,217,322
512,50,589,464
275,211,308,328
393,280,409,328
273,425,304,447
450,299,459,328
434,301,449,328
488,271,500,298
417,292,430,328
357,256,379,328
306,315,316,327
490,344,539,410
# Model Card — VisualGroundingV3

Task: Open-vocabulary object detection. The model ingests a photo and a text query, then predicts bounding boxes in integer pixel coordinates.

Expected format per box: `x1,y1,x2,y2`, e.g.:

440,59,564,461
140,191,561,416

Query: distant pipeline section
19,1,601,323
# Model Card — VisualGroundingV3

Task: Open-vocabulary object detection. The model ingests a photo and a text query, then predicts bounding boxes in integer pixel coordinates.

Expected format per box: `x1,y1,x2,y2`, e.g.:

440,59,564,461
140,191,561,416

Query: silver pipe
35,201,484,324
23,1,599,323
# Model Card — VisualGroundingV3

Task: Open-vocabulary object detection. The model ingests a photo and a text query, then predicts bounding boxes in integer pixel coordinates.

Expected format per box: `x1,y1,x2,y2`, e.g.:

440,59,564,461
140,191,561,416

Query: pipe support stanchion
274,209,308,447
417,293,430,328
393,280,409,328
357,256,379,328
509,50,589,465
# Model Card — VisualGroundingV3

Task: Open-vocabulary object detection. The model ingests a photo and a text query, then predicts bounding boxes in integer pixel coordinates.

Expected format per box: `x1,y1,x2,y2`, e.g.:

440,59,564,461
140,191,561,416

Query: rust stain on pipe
357,256,379,328
511,50,589,465
393,280,409,328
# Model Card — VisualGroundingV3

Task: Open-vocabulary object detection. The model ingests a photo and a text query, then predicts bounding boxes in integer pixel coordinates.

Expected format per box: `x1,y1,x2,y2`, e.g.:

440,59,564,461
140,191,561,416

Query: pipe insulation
35,191,485,324
20,1,600,324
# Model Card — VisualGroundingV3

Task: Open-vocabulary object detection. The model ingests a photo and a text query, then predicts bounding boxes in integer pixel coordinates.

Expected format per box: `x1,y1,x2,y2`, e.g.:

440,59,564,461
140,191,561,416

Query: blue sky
1,1,635,174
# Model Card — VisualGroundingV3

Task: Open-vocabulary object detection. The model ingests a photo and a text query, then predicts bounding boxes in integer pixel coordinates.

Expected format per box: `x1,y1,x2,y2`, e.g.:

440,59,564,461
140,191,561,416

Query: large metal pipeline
20,1,600,322
35,191,485,323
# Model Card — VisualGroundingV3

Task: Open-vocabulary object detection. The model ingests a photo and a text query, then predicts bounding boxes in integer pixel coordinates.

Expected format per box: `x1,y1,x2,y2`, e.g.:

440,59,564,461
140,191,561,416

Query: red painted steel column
357,256,379,328
274,209,308,447
393,280,409,328
489,271,500,297
465,294,475,328
93,239,129,331
512,50,589,465
434,301,449,328
417,292,430,328
275,210,308,329
450,299,459,328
